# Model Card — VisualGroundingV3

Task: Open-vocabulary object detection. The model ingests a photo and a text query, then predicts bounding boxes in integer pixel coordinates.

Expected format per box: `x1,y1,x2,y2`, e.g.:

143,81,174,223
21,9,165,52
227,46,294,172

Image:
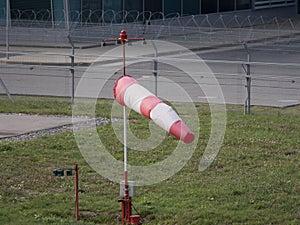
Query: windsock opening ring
114,75,137,106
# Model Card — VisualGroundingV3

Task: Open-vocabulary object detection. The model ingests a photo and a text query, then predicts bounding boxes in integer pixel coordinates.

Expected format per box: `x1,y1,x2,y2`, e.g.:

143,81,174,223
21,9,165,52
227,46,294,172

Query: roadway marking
278,100,299,103
198,96,217,99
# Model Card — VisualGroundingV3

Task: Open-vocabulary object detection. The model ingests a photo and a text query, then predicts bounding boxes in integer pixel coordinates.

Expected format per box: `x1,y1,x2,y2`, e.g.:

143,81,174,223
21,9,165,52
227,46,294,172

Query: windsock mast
117,30,145,225
115,30,193,224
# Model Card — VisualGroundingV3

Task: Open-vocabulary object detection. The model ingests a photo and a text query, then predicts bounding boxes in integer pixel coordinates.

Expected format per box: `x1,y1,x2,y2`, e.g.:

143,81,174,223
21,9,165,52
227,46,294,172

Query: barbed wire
0,9,299,51
0,9,299,30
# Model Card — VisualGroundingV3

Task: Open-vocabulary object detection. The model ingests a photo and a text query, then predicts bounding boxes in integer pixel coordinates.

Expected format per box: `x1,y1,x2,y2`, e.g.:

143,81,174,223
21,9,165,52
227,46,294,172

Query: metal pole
122,34,130,225
117,30,144,224
181,0,183,16
6,0,10,60
65,0,70,30
243,43,251,115
67,35,75,104
151,41,158,96
74,164,79,221
71,47,75,104
119,30,130,225
246,55,251,115
50,0,54,29
0,78,14,102
153,60,158,96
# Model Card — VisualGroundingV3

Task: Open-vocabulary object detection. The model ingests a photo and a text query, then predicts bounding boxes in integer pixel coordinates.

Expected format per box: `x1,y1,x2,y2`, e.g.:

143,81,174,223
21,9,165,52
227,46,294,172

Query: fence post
153,59,158,96
6,0,10,60
0,78,14,102
243,43,251,115
151,41,158,96
64,0,70,31
67,35,75,104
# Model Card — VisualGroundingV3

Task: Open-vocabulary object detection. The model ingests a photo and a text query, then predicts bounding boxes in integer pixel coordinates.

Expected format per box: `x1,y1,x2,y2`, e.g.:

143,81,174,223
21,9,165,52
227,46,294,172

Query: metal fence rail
0,46,299,109
0,10,299,111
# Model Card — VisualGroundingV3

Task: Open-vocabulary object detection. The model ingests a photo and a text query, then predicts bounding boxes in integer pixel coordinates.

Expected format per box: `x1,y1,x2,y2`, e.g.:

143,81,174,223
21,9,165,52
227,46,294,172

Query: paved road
197,42,300,106
0,38,300,107
1,40,299,107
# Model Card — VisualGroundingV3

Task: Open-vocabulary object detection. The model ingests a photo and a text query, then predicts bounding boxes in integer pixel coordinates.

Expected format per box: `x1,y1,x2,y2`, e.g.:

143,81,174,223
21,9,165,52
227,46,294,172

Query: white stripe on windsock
123,83,154,115
150,103,181,132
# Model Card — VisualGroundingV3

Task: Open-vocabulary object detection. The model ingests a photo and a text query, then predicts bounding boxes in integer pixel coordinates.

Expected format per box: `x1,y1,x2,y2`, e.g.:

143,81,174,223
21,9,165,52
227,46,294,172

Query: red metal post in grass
53,165,80,222
75,164,79,221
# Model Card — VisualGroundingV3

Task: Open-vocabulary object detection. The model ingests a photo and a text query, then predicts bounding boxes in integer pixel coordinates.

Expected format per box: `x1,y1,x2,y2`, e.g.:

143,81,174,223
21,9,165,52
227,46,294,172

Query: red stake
75,164,79,221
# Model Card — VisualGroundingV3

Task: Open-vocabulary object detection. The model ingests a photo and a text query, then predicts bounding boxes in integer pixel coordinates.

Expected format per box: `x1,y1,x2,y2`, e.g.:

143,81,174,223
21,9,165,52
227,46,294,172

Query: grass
0,95,299,224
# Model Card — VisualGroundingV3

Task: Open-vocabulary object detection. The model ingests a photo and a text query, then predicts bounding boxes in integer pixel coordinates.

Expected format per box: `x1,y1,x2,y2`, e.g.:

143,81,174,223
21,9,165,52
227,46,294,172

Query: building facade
0,0,299,23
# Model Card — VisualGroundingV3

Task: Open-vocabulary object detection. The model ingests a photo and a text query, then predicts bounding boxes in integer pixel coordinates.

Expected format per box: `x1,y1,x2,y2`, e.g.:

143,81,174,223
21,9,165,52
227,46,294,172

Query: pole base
118,197,132,224
130,215,141,225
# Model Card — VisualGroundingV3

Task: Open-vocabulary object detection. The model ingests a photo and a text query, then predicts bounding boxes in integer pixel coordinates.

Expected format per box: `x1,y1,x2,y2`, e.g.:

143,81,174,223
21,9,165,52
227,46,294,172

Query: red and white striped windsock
114,75,194,144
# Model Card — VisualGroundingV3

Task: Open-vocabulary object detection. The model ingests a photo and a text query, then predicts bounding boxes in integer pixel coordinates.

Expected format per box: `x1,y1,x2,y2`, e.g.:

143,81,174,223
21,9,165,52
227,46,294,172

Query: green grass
0,95,299,224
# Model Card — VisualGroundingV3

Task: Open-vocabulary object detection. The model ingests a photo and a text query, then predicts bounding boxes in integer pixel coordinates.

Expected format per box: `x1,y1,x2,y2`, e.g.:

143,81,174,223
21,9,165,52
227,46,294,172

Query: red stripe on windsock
140,96,162,119
114,76,137,106
169,120,194,144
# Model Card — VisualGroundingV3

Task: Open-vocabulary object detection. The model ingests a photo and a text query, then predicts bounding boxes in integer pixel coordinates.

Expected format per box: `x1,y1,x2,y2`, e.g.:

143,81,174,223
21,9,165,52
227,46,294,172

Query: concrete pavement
0,114,91,139
0,114,71,138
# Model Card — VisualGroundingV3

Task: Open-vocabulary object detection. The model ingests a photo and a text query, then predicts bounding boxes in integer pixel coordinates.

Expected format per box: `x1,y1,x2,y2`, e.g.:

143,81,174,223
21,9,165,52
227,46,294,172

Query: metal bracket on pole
0,78,14,102
67,35,75,104
243,43,251,115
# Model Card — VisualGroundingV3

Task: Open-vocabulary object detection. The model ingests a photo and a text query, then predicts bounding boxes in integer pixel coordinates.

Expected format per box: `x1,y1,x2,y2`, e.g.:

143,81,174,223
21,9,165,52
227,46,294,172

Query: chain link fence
1,9,300,46
0,10,300,110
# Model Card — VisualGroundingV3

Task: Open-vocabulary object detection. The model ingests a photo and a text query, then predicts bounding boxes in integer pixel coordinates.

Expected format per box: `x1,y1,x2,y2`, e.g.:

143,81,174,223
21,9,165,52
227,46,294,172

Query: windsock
114,75,194,144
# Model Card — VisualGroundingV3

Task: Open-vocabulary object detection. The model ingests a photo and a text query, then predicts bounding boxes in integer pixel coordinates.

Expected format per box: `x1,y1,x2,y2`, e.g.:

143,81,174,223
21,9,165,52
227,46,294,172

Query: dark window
183,0,200,15
103,0,122,22
201,0,217,14
0,0,6,21
236,0,251,10
124,0,142,11
10,0,51,11
103,0,122,11
164,0,181,15
219,0,235,12
82,0,102,11
52,0,65,26
145,0,162,13
69,0,81,21
81,0,102,23
10,0,51,20
124,0,142,22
